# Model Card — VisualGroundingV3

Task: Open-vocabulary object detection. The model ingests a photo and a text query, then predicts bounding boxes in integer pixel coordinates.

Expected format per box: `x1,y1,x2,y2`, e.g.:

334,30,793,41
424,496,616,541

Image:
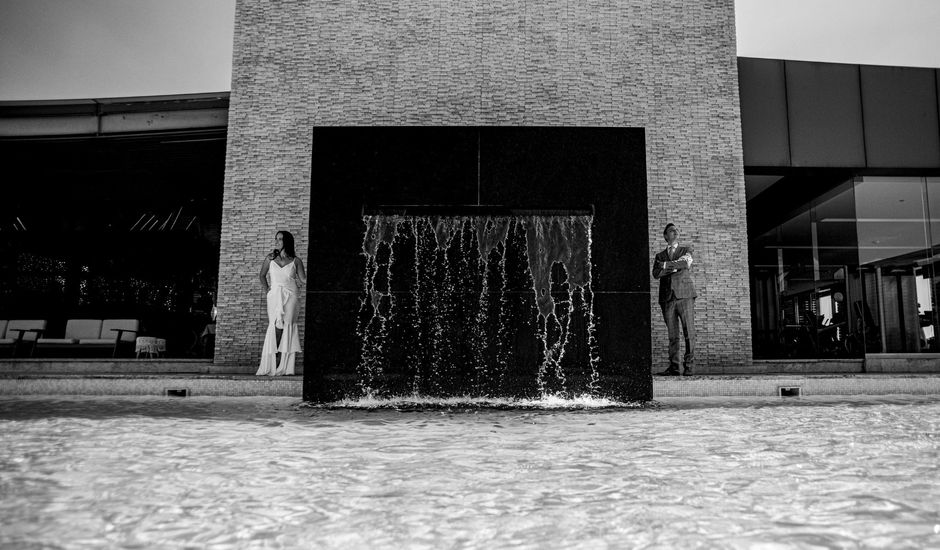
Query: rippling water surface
2,395,940,549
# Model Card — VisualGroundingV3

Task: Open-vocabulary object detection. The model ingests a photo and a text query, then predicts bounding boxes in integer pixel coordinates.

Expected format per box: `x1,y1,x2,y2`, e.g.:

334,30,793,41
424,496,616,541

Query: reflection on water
2,396,940,549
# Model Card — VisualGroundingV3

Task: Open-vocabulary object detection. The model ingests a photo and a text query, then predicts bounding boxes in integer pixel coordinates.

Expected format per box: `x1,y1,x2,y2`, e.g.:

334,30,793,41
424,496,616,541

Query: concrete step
2,371,939,399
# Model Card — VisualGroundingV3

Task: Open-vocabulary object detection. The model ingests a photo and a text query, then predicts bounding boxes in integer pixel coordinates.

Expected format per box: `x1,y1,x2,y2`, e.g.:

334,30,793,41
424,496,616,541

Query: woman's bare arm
294,257,307,285
259,257,271,292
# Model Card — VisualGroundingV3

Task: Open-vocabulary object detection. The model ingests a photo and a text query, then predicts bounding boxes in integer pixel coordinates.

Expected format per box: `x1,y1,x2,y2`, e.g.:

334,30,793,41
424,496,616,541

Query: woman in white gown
256,230,307,376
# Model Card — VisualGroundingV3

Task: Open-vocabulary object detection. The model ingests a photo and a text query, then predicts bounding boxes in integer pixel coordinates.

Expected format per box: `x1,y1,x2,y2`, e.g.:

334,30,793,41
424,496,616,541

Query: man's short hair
663,223,677,235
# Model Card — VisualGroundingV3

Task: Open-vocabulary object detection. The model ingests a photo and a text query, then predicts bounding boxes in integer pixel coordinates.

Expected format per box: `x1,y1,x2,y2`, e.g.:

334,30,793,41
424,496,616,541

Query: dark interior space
0,131,224,357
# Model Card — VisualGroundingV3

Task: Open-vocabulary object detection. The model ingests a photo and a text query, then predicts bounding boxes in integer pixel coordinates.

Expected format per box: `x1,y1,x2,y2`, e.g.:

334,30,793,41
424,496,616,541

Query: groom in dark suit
652,223,697,376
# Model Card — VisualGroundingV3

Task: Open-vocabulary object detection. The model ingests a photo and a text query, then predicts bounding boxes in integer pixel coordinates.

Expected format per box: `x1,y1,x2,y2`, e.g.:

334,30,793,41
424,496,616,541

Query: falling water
358,209,598,399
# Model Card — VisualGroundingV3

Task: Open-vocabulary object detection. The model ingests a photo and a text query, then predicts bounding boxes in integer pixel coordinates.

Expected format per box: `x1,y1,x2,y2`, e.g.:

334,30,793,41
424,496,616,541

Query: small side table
135,336,166,358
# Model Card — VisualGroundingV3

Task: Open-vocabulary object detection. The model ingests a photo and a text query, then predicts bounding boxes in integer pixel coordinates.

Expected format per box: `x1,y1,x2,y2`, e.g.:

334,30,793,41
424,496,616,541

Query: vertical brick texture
216,0,752,372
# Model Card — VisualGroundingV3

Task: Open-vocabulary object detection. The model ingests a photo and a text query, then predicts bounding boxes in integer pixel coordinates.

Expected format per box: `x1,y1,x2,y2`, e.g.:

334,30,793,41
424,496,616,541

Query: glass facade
750,176,940,358
0,135,223,358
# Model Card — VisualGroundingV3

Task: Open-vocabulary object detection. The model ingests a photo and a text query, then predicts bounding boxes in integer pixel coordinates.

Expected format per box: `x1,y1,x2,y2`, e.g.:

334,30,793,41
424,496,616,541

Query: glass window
920,177,940,351
748,176,940,358
813,184,858,356
749,179,859,358
855,177,933,353
0,135,223,358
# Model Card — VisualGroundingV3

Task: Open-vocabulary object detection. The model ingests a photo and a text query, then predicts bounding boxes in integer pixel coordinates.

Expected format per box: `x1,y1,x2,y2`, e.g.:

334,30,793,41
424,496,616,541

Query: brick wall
215,0,752,372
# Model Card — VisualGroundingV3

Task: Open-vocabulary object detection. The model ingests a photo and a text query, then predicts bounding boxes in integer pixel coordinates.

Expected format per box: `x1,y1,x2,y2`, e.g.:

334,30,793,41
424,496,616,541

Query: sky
0,0,939,101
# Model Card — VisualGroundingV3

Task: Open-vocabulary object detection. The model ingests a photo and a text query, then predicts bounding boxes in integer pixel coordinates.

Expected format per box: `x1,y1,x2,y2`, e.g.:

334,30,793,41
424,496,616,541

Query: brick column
217,0,752,373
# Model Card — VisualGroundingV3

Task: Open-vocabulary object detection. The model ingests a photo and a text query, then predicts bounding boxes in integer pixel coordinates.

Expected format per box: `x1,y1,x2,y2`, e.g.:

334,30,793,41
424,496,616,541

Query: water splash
315,394,643,410
358,210,599,399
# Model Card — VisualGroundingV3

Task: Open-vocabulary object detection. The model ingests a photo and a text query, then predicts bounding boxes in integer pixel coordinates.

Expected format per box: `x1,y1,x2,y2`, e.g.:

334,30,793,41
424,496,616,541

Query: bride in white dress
256,230,307,376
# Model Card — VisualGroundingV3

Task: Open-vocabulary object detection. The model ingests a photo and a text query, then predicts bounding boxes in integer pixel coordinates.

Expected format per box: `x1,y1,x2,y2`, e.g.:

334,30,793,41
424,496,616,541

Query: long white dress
256,259,302,376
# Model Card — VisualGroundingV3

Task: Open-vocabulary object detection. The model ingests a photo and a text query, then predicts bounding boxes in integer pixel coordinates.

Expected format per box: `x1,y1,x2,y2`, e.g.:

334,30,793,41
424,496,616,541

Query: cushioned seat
2,320,47,343
36,319,102,347
34,319,138,357
1,319,48,356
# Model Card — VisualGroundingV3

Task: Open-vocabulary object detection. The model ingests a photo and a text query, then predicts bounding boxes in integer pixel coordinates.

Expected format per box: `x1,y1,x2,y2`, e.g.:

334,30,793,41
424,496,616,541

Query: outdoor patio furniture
0,319,48,357
33,319,139,357
134,336,166,358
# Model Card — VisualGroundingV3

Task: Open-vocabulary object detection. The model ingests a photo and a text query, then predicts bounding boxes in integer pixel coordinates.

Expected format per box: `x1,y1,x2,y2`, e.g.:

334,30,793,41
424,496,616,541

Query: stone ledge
0,374,303,397
654,374,940,397
2,373,939,399
0,360,296,376
865,354,940,373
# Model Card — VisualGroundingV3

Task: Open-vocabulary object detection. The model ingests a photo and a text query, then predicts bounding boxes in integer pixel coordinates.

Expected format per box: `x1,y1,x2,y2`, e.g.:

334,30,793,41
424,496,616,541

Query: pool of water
2,395,940,548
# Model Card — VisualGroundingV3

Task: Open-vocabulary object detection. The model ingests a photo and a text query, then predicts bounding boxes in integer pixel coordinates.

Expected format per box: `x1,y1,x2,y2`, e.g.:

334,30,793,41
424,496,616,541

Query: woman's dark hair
276,230,296,258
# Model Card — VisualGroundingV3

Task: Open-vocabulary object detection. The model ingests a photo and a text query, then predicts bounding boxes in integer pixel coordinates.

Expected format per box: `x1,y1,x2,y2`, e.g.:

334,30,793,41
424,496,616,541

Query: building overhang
0,92,230,139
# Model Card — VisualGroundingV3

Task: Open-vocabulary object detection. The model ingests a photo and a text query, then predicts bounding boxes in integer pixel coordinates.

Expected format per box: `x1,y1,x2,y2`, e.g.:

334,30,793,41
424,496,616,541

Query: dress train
256,261,301,376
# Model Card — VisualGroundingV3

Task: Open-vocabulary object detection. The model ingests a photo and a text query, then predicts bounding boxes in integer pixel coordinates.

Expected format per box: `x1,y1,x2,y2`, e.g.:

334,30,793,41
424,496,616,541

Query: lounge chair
34,318,139,357
0,319,48,357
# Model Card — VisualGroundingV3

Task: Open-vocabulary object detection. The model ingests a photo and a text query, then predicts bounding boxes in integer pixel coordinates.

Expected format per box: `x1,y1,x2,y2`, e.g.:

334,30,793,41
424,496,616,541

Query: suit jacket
652,245,697,305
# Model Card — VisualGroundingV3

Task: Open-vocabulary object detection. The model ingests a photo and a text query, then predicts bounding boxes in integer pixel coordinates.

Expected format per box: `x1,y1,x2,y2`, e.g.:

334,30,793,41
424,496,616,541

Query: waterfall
358,208,599,398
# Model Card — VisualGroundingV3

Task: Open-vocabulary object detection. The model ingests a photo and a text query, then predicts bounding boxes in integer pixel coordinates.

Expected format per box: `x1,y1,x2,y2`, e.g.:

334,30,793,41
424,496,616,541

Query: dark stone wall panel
786,61,866,168
738,57,790,167
305,127,650,401
861,66,940,168
479,127,649,292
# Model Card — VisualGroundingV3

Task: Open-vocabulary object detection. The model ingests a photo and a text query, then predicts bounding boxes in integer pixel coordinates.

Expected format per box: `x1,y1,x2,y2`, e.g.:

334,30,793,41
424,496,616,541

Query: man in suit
652,223,696,376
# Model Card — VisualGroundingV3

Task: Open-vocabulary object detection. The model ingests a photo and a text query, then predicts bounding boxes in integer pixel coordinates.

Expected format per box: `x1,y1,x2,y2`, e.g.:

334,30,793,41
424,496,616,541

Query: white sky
735,0,940,67
0,0,236,100
0,0,938,101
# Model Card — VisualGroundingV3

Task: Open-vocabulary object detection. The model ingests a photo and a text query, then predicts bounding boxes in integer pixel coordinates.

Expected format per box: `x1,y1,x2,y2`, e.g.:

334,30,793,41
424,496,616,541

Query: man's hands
664,254,693,272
